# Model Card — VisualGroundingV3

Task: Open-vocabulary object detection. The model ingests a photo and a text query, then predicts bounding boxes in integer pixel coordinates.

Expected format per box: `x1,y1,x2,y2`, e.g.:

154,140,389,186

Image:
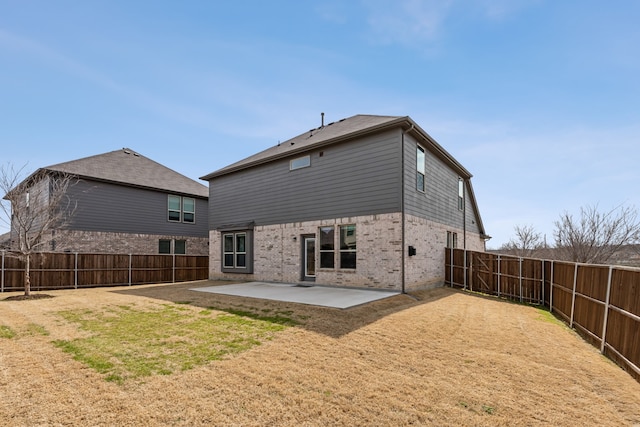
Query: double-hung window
318,225,357,270
447,231,458,249
416,145,426,192
319,226,335,268
183,198,195,223
339,225,356,269
159,239,187,254
168,195,182,222
223,232,247,269
168,195,196,223
458,178,464,210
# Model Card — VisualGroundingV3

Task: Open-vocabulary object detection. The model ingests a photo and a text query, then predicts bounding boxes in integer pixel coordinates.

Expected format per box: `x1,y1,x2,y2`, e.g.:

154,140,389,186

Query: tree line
499,204,640,265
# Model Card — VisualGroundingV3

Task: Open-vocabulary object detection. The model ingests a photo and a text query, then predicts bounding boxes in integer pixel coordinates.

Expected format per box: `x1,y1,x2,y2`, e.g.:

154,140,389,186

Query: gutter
401,124,415,294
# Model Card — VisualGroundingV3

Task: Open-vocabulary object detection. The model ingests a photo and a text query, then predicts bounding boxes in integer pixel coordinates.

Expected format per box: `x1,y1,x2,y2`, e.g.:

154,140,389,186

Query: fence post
600,266,613,354
540,260,545,306
74,252,78,290
449,247,453,287
468,251,473,291
128,254,132,286
570,263,579,328
1,250,4,293
463,249,468,290
549,261,554,312
497,255,501,297
519,257,523,303
172,253,176,283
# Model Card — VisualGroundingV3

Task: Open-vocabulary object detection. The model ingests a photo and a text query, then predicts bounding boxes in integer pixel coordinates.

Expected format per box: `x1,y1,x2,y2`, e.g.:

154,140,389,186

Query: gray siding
404,134,480,234
65,180,208,237
209,129,403,229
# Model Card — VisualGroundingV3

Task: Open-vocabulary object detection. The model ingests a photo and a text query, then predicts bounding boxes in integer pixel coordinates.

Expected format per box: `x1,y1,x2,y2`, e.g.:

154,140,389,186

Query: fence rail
1,251,209,292
445,248,640,382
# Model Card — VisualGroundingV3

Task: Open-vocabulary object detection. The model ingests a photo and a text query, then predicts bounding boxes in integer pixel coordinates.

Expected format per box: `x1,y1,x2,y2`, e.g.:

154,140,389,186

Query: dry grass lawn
1,280,639,426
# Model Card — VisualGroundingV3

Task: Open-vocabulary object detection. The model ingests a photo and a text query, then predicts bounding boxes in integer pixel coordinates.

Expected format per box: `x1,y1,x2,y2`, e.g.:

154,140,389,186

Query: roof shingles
44,148,208,198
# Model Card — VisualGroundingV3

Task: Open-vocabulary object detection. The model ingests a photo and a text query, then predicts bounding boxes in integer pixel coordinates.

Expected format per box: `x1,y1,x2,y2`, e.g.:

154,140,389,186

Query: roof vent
321,112,325,128
123,148,131,154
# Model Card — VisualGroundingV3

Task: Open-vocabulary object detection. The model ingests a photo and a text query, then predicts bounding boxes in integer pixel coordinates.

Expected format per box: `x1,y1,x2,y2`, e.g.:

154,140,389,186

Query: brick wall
47,230,209,255
404,214,486,291
208,213,486,291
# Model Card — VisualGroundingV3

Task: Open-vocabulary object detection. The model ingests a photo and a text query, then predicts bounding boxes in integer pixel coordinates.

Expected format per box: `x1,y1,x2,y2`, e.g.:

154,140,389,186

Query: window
339,225,356,269
174,240,186,254
168,195,182,222
223,232,247,269
290,155,311,170
416,146,426,192
319,226,335,268
159,239,171,254
458,179,464,210
183,198,195,223
447,231,458,249
168,195,196,223
159,239,187,254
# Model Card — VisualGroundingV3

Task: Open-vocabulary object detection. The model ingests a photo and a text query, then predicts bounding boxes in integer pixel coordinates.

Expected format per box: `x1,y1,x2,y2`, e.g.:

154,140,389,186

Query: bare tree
500,224,544,257
0,163,77,296
553,204,640,264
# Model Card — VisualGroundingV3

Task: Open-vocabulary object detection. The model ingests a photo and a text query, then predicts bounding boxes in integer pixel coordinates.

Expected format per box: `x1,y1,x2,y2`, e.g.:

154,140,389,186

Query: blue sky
1,1,639,247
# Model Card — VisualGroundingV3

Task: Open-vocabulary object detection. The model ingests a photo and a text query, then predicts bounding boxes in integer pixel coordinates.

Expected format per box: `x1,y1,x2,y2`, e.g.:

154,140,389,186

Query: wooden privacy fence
1,251,209,292
445,248,640,382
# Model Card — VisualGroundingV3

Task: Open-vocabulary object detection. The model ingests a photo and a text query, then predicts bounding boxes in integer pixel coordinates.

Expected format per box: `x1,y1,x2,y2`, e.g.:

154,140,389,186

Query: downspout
463,179,467,250
401,124,415,294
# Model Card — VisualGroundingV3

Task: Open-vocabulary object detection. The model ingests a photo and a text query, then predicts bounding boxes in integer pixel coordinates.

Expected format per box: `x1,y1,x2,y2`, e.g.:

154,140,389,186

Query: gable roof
201,114,471,180
40,148,208,198
201,113,487,238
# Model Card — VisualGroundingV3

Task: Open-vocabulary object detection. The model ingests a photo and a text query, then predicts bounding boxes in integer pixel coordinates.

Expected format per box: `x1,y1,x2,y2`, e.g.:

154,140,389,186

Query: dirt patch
3,293,55,301
1,280,639,426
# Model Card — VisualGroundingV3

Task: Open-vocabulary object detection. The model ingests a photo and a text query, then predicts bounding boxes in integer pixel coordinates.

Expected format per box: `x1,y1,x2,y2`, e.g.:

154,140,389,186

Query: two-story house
8,148,209,255
201,114,489,292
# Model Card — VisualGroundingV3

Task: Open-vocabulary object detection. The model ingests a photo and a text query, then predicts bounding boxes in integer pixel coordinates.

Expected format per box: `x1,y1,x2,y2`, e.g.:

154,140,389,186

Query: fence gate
470,251,494,294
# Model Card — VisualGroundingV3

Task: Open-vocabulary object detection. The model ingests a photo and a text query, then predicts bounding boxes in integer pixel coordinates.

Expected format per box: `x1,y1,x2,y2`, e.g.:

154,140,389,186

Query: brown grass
1,280,639,426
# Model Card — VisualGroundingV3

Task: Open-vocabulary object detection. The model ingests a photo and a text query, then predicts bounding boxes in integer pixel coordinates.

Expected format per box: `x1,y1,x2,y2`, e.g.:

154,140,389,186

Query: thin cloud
362,0,453,46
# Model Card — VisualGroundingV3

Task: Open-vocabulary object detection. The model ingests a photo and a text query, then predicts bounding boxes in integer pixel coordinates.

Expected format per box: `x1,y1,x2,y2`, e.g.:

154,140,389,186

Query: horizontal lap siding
209,130,402,228
67,180,208,237
404,135,480,234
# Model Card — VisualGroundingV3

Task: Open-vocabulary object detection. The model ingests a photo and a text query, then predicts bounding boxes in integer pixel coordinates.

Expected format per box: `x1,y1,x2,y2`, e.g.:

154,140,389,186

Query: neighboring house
0,232,10,250
201,114,489,292
8,148,209,255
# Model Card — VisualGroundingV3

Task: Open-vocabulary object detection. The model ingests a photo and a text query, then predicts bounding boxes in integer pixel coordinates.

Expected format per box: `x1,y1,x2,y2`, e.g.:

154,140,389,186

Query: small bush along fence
1,251,209,292
445,248,640,382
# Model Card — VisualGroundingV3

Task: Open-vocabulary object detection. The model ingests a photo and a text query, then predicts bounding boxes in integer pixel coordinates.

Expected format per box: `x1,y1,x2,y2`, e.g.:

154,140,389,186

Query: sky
1,1,639,247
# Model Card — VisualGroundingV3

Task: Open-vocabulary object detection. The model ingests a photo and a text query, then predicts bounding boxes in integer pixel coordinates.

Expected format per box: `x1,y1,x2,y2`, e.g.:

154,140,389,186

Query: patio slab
190,282,400,309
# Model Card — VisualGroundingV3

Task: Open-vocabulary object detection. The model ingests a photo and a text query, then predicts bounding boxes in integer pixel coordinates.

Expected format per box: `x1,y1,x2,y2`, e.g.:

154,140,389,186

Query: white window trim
168,195,182,222
290,155,311,171
168,195,196,224
416,145,426,193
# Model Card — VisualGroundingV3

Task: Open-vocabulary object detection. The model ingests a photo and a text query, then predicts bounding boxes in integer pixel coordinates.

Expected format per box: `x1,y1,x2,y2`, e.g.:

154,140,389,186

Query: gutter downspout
463,179,467,250
401,124,415,294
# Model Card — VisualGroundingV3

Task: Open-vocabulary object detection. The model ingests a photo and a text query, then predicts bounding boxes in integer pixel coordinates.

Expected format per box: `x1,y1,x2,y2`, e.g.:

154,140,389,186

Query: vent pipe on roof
321,112,324,127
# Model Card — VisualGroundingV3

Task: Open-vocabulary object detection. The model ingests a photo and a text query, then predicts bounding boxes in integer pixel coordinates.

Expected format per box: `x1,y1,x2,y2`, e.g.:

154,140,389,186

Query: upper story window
416,145,426,192
458,178,464,210
168,196,181,221
168,195,195,223
290,155,311,171
183,198,195,223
